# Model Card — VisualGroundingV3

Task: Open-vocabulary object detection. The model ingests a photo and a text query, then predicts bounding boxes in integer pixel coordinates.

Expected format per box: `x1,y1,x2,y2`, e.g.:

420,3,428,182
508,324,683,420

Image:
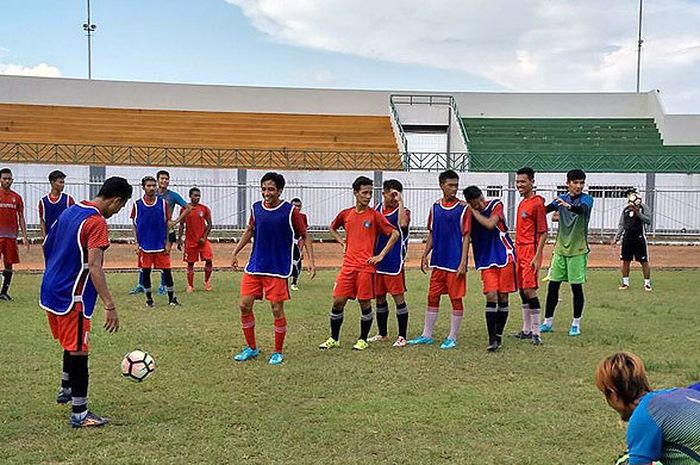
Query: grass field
2,269,699,465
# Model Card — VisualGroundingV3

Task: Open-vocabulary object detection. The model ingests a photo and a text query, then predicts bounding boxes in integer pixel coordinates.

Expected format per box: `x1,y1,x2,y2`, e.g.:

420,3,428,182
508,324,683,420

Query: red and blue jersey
131,196,169,253
467,199,515,270
246,200,295,278
39,193,75,234
374,203,410,275
428,199,468,272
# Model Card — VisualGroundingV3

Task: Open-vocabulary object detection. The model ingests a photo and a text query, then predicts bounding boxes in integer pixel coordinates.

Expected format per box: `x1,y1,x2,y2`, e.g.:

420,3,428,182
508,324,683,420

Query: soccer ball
121,349,155,382
627,191,642,207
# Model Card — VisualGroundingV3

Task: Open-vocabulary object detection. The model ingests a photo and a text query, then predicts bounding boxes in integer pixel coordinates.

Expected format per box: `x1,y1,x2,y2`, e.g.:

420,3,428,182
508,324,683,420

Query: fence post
645,172,656,236
237,169,247,229
373,171,383,208
507,173,516,225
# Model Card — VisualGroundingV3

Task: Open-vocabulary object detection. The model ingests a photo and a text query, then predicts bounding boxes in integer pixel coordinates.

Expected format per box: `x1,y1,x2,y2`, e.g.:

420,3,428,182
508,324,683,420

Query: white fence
15,180,700,237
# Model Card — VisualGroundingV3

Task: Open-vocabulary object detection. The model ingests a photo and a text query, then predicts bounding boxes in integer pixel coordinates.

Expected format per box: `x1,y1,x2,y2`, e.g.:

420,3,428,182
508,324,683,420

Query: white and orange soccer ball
121,350,155,382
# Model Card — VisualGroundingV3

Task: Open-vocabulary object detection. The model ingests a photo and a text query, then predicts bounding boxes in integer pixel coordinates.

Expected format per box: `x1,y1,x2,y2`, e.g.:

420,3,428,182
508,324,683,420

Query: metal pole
83,0,97,80
636,0,643,92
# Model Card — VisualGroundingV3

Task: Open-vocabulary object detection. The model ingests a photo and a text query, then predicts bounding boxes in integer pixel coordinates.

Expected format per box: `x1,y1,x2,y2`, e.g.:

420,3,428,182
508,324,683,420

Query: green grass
1,270,699,465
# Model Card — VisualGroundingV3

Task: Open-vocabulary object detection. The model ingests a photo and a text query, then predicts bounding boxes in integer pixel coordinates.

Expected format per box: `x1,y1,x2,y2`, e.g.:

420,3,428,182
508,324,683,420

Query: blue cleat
233,347,259,362
129,284,144,295
407,335,434,345
157,285,167,296
568,325,581,337
56,388,71,404
539,322,553,333
440,337,457,350
268,352,284,365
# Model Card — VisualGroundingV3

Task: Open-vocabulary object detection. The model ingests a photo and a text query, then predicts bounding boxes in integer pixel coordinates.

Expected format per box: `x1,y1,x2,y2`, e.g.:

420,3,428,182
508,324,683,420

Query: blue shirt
470,199,515,270
627,388,700,465
245,200,295,278
547,193,594,257
157,189,188,220
374,204,409,275
429,200,467,272
134,197,168,252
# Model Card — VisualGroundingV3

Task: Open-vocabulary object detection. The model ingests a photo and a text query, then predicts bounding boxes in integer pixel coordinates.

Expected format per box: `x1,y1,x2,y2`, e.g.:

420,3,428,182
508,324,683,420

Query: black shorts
621,236,648,263
292,243,302,264
168,231,177,244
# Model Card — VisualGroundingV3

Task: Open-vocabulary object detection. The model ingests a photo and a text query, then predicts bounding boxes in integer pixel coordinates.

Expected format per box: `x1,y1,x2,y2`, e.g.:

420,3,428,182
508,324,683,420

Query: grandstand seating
0,103,401,169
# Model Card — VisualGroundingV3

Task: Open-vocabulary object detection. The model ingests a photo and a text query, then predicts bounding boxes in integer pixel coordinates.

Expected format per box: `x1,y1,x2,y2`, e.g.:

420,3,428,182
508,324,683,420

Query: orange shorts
375,271,406,297
480,260,517,294
333,267,375,301
139,250,171,269
183,241,213,263
0,237,20,265
240,272,290,302
428,268,466,299
47,303,91,352
515,245,541,290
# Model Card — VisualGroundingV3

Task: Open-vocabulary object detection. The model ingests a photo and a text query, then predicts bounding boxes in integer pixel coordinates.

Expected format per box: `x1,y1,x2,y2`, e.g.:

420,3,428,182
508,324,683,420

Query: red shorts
240,272,290,302
0,237,20,265
428,268,466,300
183,241,213,263
333,267,375,301
139,250,171,269
480,260,517,294
47,303,91,352
375,271,406,297
515,245,541,290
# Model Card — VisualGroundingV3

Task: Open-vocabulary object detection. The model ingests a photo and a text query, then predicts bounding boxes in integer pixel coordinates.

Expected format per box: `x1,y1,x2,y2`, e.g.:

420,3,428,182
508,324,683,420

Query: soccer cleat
644,284,652,292
128,284,145,295
510,330,532,340
290,283,299,291
407,335,434,345
367,334,389,343
56,388,71,404
618,284,630,290
186,285,195,294
0,293,12,301
319,337,340,349
169,298,181,307
568,325,581,337
393,336,407,347
268,352,284,365
70,411,109,428
158,284,167,296
145,299,155,308
440,337,457,350
352,339,369,351
204,281,213,292
539,322,553,333
531,335,544,345
233,346,259,362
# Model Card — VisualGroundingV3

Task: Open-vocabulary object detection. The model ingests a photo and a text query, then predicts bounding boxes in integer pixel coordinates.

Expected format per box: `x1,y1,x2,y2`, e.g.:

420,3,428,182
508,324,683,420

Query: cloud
226,0,700,112
0,62,61,78
291,66,336,85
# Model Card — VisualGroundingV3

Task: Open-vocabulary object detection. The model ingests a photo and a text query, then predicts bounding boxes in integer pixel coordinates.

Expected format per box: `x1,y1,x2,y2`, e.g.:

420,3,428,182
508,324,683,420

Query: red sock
186,264,195,287
273,316,287,353
241,313,256,349
204,260,213,283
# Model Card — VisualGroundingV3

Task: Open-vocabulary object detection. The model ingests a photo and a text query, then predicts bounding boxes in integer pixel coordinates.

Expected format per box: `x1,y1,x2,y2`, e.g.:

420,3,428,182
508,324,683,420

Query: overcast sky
1,0,699,113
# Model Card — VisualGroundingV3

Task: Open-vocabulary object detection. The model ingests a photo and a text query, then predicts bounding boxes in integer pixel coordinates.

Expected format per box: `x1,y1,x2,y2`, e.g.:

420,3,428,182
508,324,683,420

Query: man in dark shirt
613,189,652,292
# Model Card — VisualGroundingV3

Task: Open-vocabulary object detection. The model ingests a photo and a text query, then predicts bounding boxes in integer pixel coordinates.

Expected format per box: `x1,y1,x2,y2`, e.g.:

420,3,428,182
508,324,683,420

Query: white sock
544,317,553,326
572,318,581,327
622,277,630,286
644,279,651,286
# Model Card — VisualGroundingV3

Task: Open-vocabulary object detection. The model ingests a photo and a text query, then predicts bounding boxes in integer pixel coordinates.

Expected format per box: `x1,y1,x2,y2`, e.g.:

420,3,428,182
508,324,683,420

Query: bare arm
471,208,499,230
368,229,399,265
39,218,47,241
18,211,29,250
457,234,470,276
131,222,140,254
169,204,191,228
395,191,409,229
177,221,185,250
421,233,433,274
203,214,212,241
231,223,254,270
87,248,118,332
300,232,316,279
330,227,345,252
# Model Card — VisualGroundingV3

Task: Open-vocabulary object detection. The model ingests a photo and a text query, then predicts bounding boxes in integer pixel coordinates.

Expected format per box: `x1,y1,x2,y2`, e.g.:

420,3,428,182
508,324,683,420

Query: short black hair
352,176,373,192
97,177,133,202
156,170,170,179
624,187,637,196
48,170,66,183
383,179,403,193
0,168,12,177
260,172,286,190
438,169,459,185
141,176,157,187
567,169,586,182
189,187,201,196
463,185,483,201
516,167,535,181
290,198,302,204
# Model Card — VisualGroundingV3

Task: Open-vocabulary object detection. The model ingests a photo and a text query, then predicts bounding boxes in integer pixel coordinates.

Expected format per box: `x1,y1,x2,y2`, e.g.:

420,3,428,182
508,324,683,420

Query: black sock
142,269,153,301
496,302,509,343
571,284,584,319
61,350,71,390
376,302,389,336
330,308,344,340
396,302,409,338
485,301,498,344
545,281,562,319
1,269,12,295
68,354,89,415
162,269,175,302
360,306,373,341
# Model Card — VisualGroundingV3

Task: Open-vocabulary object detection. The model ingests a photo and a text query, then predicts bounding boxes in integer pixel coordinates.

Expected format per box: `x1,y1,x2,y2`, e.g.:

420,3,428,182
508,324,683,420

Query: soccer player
131,176,180,307
177,187,213,293
0,167,29,301
511,167,548,345
318,176,399,351
41,176,132,428
129,170,189,295
38,170,75,239
463,186,516,352
231,172,316,365
541,169,593,337
595,351,700,465
289,197,309,291
409,170,469,350
368,179,411,347
614,189,652,291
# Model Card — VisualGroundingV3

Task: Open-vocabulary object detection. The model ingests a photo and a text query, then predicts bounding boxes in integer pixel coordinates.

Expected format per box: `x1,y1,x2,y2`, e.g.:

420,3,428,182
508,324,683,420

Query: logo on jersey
198,211,204,217
363,220,371,228
521,211,528,218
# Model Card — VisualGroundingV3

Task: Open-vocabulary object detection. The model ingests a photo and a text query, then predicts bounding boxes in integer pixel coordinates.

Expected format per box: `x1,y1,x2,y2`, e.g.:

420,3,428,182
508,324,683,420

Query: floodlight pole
83,0,97,80
635,0,643,93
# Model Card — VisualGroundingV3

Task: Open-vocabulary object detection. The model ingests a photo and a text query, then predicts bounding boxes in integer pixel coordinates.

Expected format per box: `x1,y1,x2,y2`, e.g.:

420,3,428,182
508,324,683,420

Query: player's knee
392,294,406,306
376,294,387,306
427,295,440,308
450,298,464,315
271,304,285,319
239,300,253,314
485,291,498,302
